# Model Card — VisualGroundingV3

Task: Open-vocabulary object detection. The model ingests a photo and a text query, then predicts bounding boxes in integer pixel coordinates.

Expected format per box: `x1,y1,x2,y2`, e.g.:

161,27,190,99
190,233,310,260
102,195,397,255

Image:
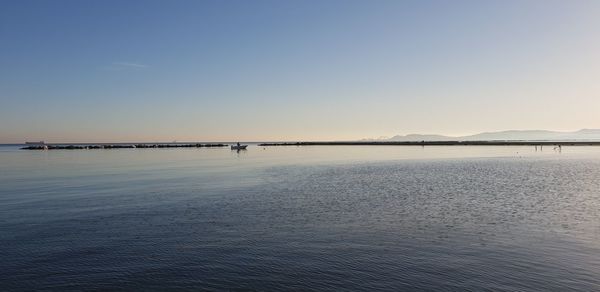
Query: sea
1,144,599,291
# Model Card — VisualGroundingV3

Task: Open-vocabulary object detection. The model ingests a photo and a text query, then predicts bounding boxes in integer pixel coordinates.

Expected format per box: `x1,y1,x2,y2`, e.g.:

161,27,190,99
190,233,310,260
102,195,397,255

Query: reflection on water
1,145,600,290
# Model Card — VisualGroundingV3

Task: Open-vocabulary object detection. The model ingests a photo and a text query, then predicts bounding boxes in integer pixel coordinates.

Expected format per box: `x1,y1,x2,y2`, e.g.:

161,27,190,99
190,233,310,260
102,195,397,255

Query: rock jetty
22,143,229,150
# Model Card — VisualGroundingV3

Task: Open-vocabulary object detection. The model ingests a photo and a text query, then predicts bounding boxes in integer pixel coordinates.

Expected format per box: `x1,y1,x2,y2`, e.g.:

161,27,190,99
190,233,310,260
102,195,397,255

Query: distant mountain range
369,129,600,142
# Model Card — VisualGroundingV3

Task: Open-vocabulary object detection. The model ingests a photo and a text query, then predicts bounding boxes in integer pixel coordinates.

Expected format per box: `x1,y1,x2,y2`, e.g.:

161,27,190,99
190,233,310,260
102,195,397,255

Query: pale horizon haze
2,0,600,143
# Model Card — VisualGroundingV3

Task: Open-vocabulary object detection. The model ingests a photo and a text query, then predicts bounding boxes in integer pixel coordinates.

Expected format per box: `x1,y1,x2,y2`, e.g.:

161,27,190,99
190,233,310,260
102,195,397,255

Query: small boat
231,144,248,150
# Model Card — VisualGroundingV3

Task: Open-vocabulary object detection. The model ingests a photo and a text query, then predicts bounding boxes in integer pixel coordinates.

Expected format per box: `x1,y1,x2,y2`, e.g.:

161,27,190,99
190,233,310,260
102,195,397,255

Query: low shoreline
18,141,600,150
22,143,228,150
258,141,600,146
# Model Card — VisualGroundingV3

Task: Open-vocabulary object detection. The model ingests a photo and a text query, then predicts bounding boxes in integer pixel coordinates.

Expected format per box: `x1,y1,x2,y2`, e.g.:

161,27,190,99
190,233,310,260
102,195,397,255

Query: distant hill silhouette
377,129,600,141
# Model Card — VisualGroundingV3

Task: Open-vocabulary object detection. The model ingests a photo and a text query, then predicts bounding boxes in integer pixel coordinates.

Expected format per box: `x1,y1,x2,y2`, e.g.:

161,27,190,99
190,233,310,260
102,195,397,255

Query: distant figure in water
237,142,241,147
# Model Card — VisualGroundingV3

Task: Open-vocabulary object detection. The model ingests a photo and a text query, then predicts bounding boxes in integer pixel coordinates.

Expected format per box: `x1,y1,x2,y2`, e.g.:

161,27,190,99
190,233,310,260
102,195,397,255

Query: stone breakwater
22,144,229,150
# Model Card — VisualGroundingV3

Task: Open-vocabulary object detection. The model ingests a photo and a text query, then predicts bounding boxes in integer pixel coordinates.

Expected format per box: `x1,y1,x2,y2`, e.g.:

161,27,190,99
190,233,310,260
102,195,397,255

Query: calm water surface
1,145,600,291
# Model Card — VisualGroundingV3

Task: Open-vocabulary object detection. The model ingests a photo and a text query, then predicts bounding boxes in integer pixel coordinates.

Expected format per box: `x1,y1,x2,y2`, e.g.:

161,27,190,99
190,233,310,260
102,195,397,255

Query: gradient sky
1,0,600,143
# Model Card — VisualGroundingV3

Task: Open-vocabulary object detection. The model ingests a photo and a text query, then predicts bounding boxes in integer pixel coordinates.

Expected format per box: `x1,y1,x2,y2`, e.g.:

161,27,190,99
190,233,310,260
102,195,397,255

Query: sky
1,0,600,143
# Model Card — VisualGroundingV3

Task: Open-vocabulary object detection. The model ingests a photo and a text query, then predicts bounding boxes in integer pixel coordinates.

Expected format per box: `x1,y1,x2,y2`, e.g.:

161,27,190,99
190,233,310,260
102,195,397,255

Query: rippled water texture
1,145,600,291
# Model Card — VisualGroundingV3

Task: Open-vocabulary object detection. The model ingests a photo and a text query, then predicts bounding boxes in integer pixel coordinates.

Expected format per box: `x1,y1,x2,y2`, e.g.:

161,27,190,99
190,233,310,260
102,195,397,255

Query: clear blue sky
1,0,599,143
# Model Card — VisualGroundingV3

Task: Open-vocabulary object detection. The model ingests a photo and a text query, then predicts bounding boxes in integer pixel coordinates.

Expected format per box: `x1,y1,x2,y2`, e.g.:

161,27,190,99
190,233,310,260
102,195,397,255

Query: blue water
1,145,600,291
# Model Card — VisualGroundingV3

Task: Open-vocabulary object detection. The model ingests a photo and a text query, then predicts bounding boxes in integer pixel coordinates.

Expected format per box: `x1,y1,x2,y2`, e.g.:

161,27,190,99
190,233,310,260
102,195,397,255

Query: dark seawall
22,144,229,150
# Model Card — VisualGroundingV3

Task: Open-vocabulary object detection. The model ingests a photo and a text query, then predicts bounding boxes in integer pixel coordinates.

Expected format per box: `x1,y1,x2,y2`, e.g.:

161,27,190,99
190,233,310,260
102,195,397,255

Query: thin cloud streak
102,62,149,71
112,62,148,68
